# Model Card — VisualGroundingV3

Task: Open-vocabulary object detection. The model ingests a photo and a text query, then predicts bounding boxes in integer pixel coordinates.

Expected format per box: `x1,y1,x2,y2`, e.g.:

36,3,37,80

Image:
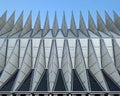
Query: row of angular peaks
0,11,120,36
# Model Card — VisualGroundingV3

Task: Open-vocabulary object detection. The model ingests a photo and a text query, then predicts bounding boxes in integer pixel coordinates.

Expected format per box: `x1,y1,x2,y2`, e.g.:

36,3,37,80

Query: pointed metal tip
1,11,7,18
38,11,40,16
71,11,74,18
96,10,98,13
35,12,39,19
80,10,82,13
19,11,24,18
46,12,49,20
80,11,83,18
30,10,32,14
88,11,91,21
21,11,24,15
80,11,82,15
105,10,108,16
26,11,32,20
96,11,99,16
62,12,66,22
30,11,32,15
63,11,65,17
71,11,74,15
55,12,57,18
10,11,15,18
97,11,100,18
71,12,74,19
113,10,115,13
55,11,57,15
13,10,15,14
88,10,90,14
46,12,49,19
113,10,118,18
43,11,50,35
88,11,91,18
53,12,58,24
4,10,7,15
47,11,49,15
11,11,15,18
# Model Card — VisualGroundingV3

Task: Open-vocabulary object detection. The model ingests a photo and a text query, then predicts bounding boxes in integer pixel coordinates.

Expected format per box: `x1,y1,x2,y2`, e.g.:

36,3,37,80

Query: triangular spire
88,11,100,36
52,12,59,37
105,11,120,35
48,40,59,91
42,12,50,37
0,11,15,35
0,11,7,30
32,40,46,91
32,12,41,36
61,12,67,37
88,39,108,91
101,39,120,87
79,12,89,37
0,40,19,88
75,39,89,91
13,40,32,91
114,11,120,31
21,11,32,36
97,11,112,36
61,40,72,91
10,11,23,36
70,12,78,36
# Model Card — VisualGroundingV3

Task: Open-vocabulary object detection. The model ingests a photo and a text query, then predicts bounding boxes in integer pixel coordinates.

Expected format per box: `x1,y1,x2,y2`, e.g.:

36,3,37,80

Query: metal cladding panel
31,40,45,91
88,39,108,91
56,39,64,68
61,40,72,91
0,39,7,72
101,39,120,87
113,39,120,71
0,11,120,94
48,40,59,91
0,40,19,88
75,40,89,91
13,40,32,91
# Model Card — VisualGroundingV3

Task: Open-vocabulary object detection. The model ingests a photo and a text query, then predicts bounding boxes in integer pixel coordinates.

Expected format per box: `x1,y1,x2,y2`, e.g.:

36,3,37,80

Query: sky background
0,0,120,28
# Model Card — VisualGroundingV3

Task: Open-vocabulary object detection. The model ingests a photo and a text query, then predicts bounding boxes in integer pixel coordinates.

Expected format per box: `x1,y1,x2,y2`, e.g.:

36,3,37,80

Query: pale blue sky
0,0,120,28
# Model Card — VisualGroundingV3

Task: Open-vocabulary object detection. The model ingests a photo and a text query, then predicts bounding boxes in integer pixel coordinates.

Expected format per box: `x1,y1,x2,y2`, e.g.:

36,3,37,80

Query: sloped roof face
0,11,120,94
